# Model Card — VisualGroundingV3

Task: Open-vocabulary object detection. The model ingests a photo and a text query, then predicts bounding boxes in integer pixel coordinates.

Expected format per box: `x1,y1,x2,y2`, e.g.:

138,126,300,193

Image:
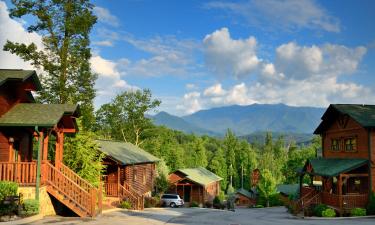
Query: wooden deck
0,161,102,217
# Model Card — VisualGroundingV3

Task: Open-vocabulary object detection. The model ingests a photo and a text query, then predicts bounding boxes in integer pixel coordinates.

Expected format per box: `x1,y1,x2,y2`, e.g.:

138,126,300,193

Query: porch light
8,137,14,143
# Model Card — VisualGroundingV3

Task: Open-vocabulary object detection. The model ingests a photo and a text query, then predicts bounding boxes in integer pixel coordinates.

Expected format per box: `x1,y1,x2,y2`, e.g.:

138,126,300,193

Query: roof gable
314,104,375,134
176,167,222,186
0,69,42,91
97,140,160,165
0,103,79,127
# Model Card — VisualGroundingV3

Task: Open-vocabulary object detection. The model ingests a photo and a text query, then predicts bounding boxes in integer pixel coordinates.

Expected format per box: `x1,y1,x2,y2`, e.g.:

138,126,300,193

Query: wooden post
42,132,49,161
59,132,64,165
117,166,120,197
55,132,60,168
35,127,43,200
90,188,96,217
98,179,103,214
299,174,303,198
338,174,343,216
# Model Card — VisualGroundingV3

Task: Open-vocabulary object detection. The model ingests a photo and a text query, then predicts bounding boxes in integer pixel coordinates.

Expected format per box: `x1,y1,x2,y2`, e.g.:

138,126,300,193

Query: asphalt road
29,207,375,225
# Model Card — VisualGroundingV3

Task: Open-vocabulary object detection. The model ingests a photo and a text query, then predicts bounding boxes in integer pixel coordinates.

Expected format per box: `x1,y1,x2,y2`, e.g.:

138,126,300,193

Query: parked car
160,194,184,207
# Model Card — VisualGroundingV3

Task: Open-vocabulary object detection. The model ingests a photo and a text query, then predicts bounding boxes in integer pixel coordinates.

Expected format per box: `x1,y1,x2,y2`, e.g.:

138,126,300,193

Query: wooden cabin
168,167,222,205
297,104,375,215
0,69,101,217
235,188,257,207
97,140,159,210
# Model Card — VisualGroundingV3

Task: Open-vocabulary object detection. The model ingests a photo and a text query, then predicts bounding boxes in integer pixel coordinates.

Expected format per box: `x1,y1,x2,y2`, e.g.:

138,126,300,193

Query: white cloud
90,55,120,79
0,1,43,70
176,37,373,115
205,0,340,32
93,6,119,27
203,27,260,78
186,83,198,90
116,35,201,77
92,40,113,47
203,83,226,97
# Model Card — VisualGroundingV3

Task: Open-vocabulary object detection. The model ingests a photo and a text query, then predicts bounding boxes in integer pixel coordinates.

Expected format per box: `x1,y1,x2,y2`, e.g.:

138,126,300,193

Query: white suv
161,194,184,208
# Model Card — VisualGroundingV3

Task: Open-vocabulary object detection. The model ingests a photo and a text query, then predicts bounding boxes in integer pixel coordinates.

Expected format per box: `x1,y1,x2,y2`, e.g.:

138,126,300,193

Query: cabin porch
298,158,370,214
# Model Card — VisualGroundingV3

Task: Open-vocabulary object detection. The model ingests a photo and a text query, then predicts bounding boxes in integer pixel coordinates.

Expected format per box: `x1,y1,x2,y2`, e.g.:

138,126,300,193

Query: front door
184,185,191,202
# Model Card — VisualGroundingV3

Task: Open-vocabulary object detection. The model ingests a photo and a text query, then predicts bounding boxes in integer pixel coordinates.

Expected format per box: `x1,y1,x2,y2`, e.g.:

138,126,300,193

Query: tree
154,160,170,194
63,121,105,187
257,169,277,207
95,89,161,146
223,129,238,189
4,0,97,130
208,147,227,190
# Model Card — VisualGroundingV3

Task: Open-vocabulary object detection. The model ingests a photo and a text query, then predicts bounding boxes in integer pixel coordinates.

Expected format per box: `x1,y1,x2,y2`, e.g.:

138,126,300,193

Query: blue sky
1,0,375,115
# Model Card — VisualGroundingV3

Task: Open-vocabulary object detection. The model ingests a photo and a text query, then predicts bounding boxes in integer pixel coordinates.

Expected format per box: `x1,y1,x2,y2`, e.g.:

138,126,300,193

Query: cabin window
344,138,356,151
331,139,340,151
142,169,146,184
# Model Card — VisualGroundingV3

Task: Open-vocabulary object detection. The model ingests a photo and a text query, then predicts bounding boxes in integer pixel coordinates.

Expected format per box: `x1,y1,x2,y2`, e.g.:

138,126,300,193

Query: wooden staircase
43,162,101,217
119,183,144,210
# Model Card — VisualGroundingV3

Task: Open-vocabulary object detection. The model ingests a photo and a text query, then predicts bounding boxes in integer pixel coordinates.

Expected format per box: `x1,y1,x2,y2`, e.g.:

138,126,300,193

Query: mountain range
151,103,325,138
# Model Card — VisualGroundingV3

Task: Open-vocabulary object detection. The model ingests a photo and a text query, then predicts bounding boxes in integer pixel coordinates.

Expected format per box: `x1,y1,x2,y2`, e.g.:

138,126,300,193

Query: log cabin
0,69,102,217
235,188,257,207
168,167,222,205
297,104,375,215
97,140,159,210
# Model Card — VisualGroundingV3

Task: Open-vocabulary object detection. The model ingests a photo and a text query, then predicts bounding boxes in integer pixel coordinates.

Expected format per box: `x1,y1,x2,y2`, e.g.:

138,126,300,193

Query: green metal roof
0,103,79,127
177,167,222,186
315,104,375,134
0,69,42,90
304,158,368,177
97,140,160,165
236,188,256,199
277,184,299,196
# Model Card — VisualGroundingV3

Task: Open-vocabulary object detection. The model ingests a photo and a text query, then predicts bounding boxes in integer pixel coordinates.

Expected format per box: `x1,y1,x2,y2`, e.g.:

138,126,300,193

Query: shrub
313,204,328,217
119,200,132,209
255,205,264,208
218,191,225,202
322,208,336,217
190,201,199,207
367,192,375,215
0,181,18,202
21,199,39,216
204,201,212,208
213,196,222,209
350,208,366,217
257,193,283,207
144,196,161,208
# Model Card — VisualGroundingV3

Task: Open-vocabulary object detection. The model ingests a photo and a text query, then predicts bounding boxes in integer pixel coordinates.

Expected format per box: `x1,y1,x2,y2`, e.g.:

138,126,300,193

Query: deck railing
104,183,119,197
0,162,37,185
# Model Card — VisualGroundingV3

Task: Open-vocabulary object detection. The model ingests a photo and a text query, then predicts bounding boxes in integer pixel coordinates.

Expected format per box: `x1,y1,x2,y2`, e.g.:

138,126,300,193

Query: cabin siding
323,117,369,159
0,131,9,162
124,163,155,194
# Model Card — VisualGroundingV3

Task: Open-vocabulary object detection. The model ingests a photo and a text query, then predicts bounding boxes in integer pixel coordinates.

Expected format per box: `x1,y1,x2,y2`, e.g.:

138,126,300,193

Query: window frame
344,137,357,152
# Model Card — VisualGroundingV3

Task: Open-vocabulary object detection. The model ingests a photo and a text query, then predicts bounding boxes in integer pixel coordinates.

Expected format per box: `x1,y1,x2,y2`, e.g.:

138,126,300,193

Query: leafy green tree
223,129,238,189
154,160,170,194
4,0,97,130
63,121,105,187
208,147,227,190
191,138,208,167
257,169,277,207
95,89,161,146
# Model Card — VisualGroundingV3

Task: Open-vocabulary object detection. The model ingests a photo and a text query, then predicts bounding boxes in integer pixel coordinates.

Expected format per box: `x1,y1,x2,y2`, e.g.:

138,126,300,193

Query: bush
218,191,225,202
313,204,328,217
367,192,375,215
204,201,212,208
322,208,336,217
0,181,18,202
350,208,366,217
119,200,132,209
255,205,264,208
257,193,283,207
213,196,221,209
20,199,39,216
144,196,161,208
190,201,199,207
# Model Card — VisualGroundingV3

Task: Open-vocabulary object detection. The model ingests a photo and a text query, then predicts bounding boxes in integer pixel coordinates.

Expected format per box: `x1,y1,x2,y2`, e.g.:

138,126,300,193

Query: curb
290,215,375,220
0,214,44,225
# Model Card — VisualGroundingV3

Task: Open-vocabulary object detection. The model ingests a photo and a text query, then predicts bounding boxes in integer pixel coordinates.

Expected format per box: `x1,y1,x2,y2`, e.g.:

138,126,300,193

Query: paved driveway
30,207,374,225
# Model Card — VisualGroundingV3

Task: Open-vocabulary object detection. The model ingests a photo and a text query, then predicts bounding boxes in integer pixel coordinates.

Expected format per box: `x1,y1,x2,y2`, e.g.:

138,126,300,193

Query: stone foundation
18,186,56,216
103,197,120,210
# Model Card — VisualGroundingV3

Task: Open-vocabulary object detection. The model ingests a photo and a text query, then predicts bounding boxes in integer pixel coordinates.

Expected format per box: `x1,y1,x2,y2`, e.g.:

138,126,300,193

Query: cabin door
13,141,20,162
184,186,191,202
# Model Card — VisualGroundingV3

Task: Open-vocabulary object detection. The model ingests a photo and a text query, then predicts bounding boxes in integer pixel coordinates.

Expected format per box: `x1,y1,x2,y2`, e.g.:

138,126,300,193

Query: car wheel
170,202,176,208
